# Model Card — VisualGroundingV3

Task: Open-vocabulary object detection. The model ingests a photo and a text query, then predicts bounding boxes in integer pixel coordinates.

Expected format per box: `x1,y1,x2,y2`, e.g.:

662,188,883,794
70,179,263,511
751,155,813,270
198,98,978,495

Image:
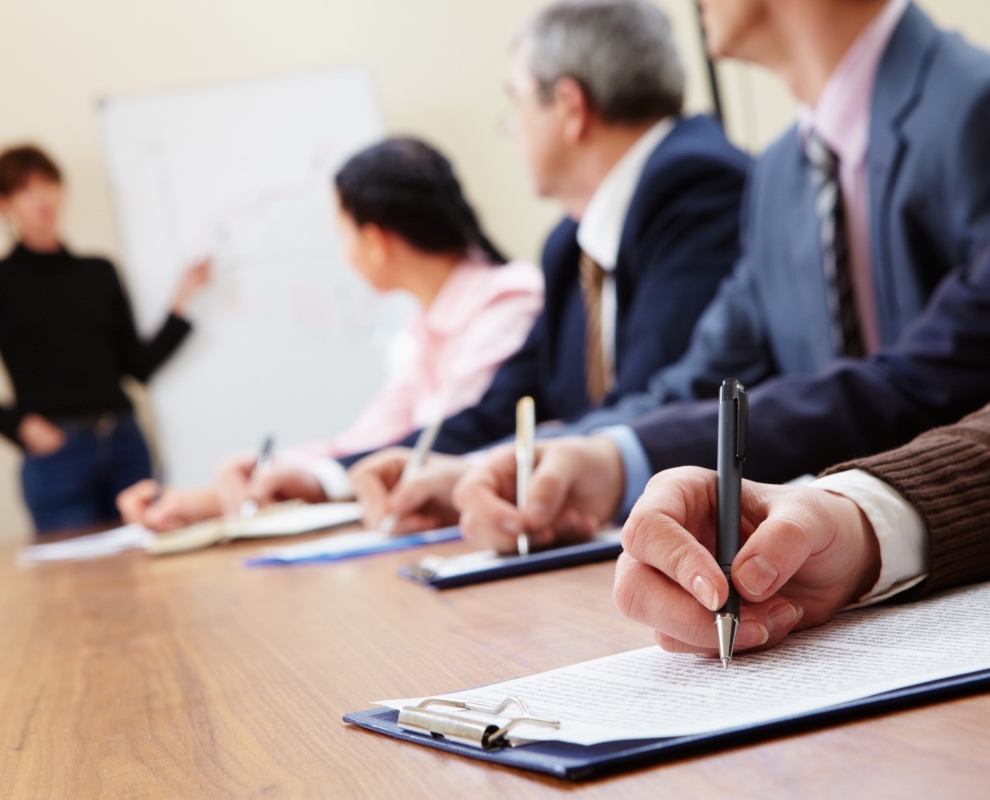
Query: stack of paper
17,525,154,566
375,581,990,746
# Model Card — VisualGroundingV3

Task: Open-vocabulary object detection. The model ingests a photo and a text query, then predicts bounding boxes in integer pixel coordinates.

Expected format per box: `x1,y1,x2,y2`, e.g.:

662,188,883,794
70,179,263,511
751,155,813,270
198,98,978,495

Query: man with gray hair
340,0,750,532
524,0,684,129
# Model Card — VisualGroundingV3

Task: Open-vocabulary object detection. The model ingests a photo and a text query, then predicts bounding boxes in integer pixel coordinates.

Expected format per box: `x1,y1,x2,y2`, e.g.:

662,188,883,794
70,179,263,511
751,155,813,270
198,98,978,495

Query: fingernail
767,604,800,635
692,575,720,612
500,517,521,535
736,554,779,597
736,620,769,648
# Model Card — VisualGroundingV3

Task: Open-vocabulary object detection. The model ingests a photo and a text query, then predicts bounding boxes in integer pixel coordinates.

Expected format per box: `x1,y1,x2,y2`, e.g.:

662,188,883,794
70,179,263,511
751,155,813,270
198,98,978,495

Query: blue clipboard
400,533,623,589
344,669,990,780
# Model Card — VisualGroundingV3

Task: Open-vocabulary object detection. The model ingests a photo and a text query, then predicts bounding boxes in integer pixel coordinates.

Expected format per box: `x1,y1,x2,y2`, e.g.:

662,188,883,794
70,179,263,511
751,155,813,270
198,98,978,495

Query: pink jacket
296,259,543,459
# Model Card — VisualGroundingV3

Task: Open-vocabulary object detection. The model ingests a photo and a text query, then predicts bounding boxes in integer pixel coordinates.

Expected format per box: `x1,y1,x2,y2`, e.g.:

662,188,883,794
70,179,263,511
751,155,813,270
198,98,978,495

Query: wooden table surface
0,530,988,799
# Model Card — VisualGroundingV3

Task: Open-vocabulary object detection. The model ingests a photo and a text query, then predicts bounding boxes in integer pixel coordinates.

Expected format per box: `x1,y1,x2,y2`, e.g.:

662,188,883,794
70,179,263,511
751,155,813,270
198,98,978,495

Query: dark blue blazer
388,115,750,456
568,4,990,433
630,242,990,483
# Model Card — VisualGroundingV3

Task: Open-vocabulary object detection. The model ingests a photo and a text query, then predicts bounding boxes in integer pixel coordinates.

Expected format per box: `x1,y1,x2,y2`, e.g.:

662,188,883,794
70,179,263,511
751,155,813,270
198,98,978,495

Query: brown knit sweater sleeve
822,404,990,598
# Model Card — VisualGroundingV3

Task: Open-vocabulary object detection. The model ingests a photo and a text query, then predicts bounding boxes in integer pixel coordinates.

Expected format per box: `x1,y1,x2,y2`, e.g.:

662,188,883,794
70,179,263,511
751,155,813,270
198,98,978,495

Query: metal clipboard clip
397,696,560,750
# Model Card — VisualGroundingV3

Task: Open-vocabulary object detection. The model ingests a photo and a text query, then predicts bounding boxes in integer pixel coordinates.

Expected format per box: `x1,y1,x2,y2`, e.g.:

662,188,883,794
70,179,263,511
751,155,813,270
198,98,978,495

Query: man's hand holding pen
350,447,465,535
453,436,623,553
613,467,883,657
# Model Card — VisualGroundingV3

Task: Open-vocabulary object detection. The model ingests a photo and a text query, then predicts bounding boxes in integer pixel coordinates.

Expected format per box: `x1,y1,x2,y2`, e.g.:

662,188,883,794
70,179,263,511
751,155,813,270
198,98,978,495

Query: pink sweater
294,259,543,460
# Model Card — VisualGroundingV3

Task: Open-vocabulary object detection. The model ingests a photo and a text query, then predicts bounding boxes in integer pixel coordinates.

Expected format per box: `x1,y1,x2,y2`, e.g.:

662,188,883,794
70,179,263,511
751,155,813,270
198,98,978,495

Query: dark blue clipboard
399,536,623,589
344,669,990,780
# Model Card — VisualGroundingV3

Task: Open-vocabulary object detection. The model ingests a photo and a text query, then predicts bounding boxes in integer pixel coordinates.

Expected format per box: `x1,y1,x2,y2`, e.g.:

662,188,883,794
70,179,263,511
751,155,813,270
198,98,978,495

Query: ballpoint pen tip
721,657,729,669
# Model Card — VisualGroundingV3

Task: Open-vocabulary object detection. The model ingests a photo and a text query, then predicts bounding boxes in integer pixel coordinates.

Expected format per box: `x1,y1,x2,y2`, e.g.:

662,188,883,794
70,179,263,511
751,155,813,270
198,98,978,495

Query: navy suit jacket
568,4,990,434
379,115,750,457
630,243,990,483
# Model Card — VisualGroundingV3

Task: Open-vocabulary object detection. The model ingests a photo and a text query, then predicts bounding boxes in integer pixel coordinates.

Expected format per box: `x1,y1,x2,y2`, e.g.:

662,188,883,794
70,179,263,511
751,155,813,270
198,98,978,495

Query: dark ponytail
334,138,507,265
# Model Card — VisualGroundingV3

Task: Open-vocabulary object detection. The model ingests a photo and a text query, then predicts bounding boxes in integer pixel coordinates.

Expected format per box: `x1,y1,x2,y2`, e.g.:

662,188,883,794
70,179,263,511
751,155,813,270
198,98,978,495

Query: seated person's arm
821,403,990,600
116,451,329,532
249,310,552,516
615,402,990,654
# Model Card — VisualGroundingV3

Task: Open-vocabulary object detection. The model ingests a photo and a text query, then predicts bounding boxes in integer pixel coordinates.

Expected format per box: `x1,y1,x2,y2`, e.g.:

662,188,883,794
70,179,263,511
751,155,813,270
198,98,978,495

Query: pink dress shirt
798,0,908,354
290,259,543,460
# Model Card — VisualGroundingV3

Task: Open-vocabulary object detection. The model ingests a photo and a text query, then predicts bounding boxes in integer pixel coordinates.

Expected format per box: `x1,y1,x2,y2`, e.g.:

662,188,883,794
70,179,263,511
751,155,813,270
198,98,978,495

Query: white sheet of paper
17,525,154,565
260,529,390,560
377,582,990,746
230,502,362,538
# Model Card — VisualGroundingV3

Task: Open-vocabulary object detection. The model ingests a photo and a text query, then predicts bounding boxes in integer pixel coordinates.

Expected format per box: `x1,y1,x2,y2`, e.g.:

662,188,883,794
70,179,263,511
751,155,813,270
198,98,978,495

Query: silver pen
379,420,443,535
515,396,535,556
239,434,275,518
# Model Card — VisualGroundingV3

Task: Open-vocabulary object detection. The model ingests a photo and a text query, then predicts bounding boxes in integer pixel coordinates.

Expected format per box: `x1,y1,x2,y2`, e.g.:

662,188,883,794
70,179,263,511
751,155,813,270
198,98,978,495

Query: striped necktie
579,251,614,405
803,130,865,358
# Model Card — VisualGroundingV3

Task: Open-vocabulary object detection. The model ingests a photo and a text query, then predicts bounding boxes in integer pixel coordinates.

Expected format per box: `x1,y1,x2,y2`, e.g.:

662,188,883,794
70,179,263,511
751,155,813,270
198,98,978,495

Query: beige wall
0,0,987,542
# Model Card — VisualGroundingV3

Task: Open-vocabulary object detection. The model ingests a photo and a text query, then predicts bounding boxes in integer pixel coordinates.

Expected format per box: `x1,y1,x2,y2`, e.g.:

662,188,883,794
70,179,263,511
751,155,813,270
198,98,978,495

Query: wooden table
0,532,987,799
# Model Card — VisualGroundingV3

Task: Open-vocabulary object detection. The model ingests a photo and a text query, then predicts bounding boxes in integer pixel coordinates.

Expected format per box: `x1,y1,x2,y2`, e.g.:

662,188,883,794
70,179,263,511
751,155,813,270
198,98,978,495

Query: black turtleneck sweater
0,244,191,445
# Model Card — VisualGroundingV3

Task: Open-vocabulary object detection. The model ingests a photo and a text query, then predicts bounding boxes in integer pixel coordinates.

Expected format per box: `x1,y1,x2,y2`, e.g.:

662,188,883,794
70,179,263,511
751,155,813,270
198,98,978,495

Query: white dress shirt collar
576,117,675,272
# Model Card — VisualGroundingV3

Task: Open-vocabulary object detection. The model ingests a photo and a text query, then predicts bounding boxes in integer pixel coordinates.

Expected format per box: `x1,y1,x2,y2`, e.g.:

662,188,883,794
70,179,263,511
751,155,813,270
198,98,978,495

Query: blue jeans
21,415,153,534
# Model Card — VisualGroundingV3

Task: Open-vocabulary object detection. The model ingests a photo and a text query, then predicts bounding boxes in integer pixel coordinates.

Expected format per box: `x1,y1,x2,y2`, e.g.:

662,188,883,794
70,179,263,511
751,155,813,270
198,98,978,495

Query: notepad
368,581,990,747
146,501,362,555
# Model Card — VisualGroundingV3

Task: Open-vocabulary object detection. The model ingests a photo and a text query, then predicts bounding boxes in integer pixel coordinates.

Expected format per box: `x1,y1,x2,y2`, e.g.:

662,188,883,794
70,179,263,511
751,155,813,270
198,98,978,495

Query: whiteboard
100,66,416,486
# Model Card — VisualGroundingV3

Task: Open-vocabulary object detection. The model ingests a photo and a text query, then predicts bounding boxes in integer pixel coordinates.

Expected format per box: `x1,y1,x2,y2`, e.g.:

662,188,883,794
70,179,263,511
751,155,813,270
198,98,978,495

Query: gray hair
520,0,685,124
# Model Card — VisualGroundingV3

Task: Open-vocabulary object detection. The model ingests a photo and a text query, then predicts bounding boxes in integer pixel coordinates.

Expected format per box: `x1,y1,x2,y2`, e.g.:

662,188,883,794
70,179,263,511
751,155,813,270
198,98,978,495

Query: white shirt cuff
306,457,354,501
810,469,928,606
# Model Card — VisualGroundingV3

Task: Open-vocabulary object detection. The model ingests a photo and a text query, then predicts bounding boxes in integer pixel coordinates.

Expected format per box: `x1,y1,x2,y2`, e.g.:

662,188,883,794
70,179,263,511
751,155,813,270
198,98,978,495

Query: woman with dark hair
0,144,210,533
318,138,542,452
118,138,542,530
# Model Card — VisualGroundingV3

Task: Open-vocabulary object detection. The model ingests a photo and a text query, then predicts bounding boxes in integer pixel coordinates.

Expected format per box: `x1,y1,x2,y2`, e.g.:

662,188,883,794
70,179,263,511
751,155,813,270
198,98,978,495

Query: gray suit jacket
566,3,990,432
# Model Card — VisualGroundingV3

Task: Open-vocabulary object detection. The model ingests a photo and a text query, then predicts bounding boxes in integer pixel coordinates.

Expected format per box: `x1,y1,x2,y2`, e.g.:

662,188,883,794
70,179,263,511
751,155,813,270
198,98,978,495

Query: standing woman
0,145,210,533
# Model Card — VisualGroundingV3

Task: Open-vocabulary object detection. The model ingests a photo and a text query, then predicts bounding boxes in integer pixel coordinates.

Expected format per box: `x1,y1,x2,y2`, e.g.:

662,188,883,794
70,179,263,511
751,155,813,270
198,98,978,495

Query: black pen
715,378,748,668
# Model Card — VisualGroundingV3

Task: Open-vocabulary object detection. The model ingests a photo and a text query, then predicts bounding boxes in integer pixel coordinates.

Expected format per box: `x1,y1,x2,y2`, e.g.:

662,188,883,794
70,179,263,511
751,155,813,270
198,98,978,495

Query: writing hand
215,451,259,516
247,462,327,507
116,480,222,532
349,448,466,534
452,436,624,552
613,467,881,655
